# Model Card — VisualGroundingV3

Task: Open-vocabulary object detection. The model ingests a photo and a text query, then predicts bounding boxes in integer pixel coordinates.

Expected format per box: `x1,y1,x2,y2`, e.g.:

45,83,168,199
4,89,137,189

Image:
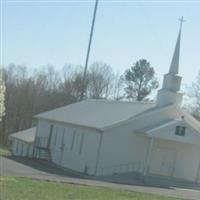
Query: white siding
97,125,149,176
35,106,200,182
11,139,34,157
151,139,200,182
148,121,200,145
37,119,101,175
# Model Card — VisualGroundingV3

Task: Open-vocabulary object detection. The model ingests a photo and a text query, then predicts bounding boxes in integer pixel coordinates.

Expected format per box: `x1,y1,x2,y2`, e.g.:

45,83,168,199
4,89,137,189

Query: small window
175,126,186,136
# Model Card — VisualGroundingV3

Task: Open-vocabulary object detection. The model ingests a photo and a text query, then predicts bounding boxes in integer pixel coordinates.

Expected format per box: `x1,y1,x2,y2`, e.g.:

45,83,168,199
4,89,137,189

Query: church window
16,141,19,153
61,128,66,152
71,131,76,151
48,124,54,147
79,133,85,155
175,126,186,136
21,143,24,156
54,127,58,145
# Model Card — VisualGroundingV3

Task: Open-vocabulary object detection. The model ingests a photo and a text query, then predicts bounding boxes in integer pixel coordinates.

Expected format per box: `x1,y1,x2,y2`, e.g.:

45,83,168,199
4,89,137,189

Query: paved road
0,156,82,178
1,156,200,200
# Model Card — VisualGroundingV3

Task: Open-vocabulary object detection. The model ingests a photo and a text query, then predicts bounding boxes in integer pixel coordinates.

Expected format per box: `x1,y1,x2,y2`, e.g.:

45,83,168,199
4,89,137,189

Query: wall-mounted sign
175,126,186,136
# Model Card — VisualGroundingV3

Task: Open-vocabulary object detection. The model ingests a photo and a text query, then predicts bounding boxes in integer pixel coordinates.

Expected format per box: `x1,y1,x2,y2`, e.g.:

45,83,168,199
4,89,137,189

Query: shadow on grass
2,155,85,178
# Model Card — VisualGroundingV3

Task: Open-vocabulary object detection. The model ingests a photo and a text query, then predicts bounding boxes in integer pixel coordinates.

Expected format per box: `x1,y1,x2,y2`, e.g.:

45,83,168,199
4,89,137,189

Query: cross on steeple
168,17,185,75
179,16,186,30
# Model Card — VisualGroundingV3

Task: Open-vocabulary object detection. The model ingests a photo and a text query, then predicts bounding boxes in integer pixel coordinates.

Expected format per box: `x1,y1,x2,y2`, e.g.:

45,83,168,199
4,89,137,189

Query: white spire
169,17,185,75
156,17,185,107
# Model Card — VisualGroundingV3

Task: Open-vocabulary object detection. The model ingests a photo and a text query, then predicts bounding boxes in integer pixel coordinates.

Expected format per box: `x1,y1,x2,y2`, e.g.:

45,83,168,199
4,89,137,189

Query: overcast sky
1,0,200,87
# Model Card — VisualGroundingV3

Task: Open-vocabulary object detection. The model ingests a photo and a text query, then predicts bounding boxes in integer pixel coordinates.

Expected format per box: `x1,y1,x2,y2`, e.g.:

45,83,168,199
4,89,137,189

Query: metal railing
35,136,49,148
98,161,143,176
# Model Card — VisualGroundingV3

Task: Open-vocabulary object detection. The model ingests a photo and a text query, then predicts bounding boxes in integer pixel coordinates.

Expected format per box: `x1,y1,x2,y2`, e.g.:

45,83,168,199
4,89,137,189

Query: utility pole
80,0,99,100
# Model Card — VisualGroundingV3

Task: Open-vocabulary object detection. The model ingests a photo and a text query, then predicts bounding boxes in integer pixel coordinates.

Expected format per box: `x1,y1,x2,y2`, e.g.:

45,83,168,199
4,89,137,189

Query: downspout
94,131,103,176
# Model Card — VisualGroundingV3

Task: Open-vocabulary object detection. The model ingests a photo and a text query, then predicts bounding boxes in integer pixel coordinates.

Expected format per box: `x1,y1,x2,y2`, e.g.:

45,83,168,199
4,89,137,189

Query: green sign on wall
175,126,186,136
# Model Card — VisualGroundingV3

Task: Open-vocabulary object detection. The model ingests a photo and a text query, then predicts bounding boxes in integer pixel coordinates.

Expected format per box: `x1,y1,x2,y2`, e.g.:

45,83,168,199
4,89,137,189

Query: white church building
10,22,200,183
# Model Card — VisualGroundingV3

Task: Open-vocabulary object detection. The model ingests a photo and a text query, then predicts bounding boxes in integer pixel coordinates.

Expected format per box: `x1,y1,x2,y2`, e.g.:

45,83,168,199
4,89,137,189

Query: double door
150,147,176,177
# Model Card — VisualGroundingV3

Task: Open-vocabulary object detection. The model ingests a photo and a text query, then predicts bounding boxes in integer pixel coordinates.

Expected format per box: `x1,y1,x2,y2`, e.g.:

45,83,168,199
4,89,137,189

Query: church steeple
169,17,185,75
156,18,185,107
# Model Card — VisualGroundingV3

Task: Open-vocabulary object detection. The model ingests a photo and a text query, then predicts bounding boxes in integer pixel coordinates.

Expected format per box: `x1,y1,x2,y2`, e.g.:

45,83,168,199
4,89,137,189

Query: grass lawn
0,176,184,200
0,145,10,156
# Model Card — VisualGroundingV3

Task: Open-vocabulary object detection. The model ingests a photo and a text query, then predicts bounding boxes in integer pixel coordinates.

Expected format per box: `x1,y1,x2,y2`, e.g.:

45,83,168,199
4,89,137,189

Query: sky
1,0,200,87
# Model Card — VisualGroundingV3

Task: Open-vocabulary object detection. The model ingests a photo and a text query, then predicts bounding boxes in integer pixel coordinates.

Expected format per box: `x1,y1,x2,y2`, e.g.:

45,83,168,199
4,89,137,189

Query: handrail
35,136,49,148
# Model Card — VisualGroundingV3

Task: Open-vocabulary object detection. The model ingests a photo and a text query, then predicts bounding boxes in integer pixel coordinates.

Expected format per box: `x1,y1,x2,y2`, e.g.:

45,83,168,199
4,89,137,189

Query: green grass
0,176,184,200
0,145,10,156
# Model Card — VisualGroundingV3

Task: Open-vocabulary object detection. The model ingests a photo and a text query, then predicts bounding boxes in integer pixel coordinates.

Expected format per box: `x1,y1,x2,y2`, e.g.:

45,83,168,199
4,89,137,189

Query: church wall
96,126,150,176
59,129,100,174
11,139,33,157
174,144,200,182
36,119,101,175
11,140,17,155
95,105,197,179
95,106,187,177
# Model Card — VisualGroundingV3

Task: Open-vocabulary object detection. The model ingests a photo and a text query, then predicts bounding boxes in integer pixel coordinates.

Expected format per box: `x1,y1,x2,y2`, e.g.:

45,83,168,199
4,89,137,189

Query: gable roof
9,127,36,143
137,118,200,145
101,104,177,131
35,99,155,130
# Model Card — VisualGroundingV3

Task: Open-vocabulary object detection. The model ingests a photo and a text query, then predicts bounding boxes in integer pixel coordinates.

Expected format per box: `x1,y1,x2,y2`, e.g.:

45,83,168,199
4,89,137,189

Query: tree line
1,59,199,144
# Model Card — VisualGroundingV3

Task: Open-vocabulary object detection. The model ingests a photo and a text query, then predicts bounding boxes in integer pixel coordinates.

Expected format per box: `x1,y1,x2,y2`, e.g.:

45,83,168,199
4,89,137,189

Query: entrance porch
141,119,200,183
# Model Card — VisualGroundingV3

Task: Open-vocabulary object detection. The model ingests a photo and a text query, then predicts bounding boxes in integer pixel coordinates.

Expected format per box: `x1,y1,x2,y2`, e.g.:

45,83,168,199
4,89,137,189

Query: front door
150,147,176,176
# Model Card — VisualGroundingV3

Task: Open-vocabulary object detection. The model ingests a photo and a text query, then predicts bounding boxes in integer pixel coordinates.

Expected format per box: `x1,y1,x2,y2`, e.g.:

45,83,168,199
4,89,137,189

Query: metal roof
9,127,36,143
35,99,155,130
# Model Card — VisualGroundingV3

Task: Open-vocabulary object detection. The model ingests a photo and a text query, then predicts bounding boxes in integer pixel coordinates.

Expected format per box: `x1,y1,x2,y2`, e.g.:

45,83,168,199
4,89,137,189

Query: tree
113,73,124,101
0,62,119,144
123,59,159,101
186,71,200,120
0,69,5,122
61,65,90,101
87,62,114,99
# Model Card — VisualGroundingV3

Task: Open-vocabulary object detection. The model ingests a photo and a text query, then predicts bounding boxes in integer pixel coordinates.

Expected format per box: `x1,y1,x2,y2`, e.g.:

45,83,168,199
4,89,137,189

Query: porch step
36,148,51,161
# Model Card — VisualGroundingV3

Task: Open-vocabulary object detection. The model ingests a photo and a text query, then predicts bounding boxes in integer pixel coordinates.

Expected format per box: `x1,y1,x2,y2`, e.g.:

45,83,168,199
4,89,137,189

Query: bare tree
0,68,5,122
0,62,121,144
186,71,200,120
87,62,114,99
113,73,124,100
